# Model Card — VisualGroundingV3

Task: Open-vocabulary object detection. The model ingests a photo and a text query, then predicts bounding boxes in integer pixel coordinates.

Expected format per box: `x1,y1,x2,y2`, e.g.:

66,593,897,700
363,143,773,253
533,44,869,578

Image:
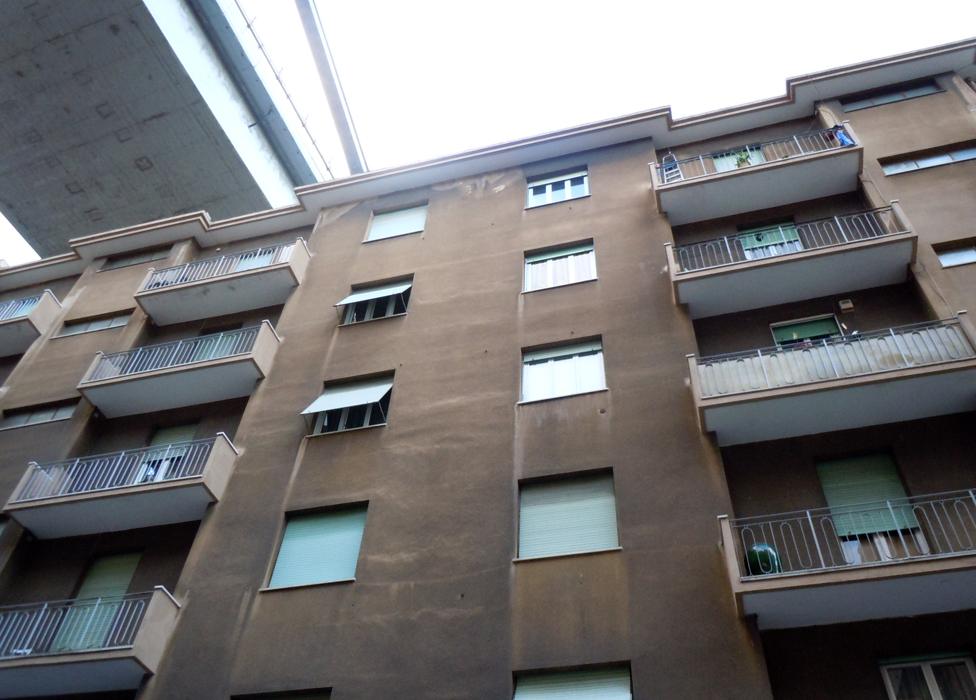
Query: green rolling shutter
514,668,632,699
817,454,917,537
772,317,840,344
518,474,619,559
269,507,368,588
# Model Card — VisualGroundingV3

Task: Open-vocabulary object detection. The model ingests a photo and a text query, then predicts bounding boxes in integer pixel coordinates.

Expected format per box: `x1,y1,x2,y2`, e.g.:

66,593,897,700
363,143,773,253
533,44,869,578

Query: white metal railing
655,125,857,184
83,325,261,382
729,489,976,578
0,591,153,659
0,295,40,322
695,318,974,398
141,242,295,291
672,207,906,273
12,437,220,502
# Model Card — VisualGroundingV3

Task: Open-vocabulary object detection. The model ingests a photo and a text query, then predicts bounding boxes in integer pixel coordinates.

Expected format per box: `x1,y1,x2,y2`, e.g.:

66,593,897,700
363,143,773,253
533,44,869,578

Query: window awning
335,282,412,307
301,378,393,415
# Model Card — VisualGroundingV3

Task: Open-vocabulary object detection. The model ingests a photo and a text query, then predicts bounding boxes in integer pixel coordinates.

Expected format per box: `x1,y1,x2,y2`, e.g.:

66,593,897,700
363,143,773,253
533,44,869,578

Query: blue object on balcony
834,128,855,147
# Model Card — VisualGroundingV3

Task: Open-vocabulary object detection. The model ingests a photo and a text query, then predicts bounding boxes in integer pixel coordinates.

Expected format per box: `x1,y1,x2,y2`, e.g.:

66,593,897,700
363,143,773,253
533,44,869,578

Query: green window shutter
817,455,917,537
737,224,800,251
270,507,368,588
514,668,632,699
519,474,619,559
772,317,840,344
149,424,198,445
74,552,141,600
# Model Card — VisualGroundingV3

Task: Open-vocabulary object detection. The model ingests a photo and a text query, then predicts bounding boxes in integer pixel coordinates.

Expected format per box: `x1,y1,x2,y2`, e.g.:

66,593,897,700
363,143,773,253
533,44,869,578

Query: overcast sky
1,1,974,265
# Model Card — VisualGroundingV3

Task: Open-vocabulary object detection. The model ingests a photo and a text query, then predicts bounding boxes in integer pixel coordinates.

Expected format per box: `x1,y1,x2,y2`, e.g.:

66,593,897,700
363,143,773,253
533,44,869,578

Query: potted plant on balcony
735,150,753,168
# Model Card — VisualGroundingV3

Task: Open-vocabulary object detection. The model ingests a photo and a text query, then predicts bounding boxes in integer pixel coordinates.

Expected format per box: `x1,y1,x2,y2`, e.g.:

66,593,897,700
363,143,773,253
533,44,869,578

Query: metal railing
672,207,907,273
655,125,856,184
83,325,261,382
695,318,974,398
141,242,295,291
0,295,40,322
0,591,153,659
729,489,976,578
12,437,219,502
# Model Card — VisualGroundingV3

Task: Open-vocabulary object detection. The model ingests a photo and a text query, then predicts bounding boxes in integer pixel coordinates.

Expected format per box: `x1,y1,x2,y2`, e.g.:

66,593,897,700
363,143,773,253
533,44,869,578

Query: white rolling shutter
269,507,368,588
519,473,619,559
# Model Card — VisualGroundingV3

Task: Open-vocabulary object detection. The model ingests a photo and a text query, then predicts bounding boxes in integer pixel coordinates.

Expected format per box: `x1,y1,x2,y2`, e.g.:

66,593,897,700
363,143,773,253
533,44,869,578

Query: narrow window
882,142,976,175
366,204,428,242
514,667,632,699
937,244,976,268
770,315,841,346
337,280,412,324
526,169,589,208
302,376,394,434
269,506,368,588
521,341,605,402
57,312,131,337
100,248,169,271
524,242,596,292
882,656,976,700
518,472,619,559
841,80,942,111
0,401,77,430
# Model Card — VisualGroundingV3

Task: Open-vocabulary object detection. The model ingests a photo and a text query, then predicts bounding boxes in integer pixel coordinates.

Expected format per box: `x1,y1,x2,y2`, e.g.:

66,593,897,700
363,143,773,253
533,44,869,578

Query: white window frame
365,203,428,242
937,243,976,268
881,656,976,700
526,169,589,208
882,144,976,175
520,340,606,403
523,242,597,292
57,313,131,337
338,282,412,325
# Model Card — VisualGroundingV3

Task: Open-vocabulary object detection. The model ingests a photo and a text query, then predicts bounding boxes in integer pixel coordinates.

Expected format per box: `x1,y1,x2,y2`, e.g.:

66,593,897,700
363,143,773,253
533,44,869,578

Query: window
882,143,976,175
817,454,914,537
58,312,131,337
770,315,841,345
524,242,596,292
521,341,605,402
0,401,76,430
518,473,619,559
736,222,802,259
268,506,368,588
100,248,169,271
514,667,632,699
526,169,589,208
302,376,393,434
936,243,976,268
882,656,976,700
136,423,199,483
366,204,427,242
337,280,412,324
841,80,942,111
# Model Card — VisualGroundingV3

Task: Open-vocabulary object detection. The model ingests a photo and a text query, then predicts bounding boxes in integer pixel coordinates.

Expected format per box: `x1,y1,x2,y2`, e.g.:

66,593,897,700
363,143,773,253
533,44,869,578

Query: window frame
519,339,607,404
881,142,976,175
303,375,395,437
522,241,597,293
364,203,428,243
881,655,976,700
99,248,170,272
525,168,590,209
769,314,842,346
513,665,633,699
0,401,77,431
56,312,131,337
936,242,976,268
338,280,412,325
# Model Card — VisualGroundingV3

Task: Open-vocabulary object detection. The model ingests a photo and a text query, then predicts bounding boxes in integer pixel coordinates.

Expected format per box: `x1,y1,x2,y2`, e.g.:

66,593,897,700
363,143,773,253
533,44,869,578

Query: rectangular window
58,312,131,337
302,376,393,434
526,168,589,208
337,280,412,324
770,315,841,345
882,143,976,175
736,222,802,259
521,341,605,402
0,401,76,430
524,242,596,292
100,248,169,271
366,204,427,242
817,454,916,537
514,667,632,699
841,80,942,111
268,506,368,588
936,244,976,268
519,472,619,559
882,656,976,700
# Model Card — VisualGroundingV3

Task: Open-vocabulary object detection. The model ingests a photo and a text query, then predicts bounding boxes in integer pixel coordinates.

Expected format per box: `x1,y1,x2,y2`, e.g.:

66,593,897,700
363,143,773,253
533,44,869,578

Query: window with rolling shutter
514,667,632,699
269,507,368,588
524,242,597,292
518,473,619,559
770,316,841,345
521,341,606,402
366,205,427,242
817,454,917,537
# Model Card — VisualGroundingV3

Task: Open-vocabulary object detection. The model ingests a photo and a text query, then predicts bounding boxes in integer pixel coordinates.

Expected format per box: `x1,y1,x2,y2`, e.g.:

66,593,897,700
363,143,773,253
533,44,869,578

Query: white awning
301,377,394,415
335,282,412,307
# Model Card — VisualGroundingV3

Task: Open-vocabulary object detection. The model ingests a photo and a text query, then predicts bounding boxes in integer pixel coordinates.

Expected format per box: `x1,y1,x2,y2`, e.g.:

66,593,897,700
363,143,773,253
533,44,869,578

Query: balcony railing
0,591,154,659
655,125,857,185
672,207,907,274
141,242,296,291
84,326,261,382
695,318,975,398
11,437,221,503
729,489,976,579
0,295,40,322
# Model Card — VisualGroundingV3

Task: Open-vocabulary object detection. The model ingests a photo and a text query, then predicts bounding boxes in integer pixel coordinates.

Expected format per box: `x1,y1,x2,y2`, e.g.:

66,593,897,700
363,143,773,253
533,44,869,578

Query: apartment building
0,38,974,699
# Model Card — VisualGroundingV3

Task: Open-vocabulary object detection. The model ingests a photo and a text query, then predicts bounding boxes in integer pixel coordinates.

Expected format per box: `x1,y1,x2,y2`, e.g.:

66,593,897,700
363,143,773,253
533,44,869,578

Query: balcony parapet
0,290,61,355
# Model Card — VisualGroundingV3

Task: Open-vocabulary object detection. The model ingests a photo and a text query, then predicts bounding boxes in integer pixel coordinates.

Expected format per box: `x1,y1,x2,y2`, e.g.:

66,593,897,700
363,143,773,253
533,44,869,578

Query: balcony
0,291,61,356
3,434,237,539
78,322,279,417
719,489,976,629
690,318,976,445
650,125,863,225
0,587,179,697
135,239,310,325
666,206,916,318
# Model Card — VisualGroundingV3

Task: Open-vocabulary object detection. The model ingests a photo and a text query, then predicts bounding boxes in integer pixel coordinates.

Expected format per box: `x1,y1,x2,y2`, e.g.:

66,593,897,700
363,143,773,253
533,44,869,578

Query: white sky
1,1,974,266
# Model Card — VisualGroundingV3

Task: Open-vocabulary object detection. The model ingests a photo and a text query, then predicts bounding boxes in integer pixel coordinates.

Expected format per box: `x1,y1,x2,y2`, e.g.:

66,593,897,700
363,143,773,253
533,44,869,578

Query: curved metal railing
141,242,296,291
695,318,974,399
0,295,40,322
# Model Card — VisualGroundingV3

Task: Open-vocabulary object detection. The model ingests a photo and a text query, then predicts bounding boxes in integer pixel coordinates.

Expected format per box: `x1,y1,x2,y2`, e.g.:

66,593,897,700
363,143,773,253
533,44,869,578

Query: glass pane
950,147,976,162
916,153,953,169
884,160,918,175
343,404,368,430
528,186,548,207
550,181,566,202
886,666,933,700
934,662,976,700
570,176,587,198
939,247,976,267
